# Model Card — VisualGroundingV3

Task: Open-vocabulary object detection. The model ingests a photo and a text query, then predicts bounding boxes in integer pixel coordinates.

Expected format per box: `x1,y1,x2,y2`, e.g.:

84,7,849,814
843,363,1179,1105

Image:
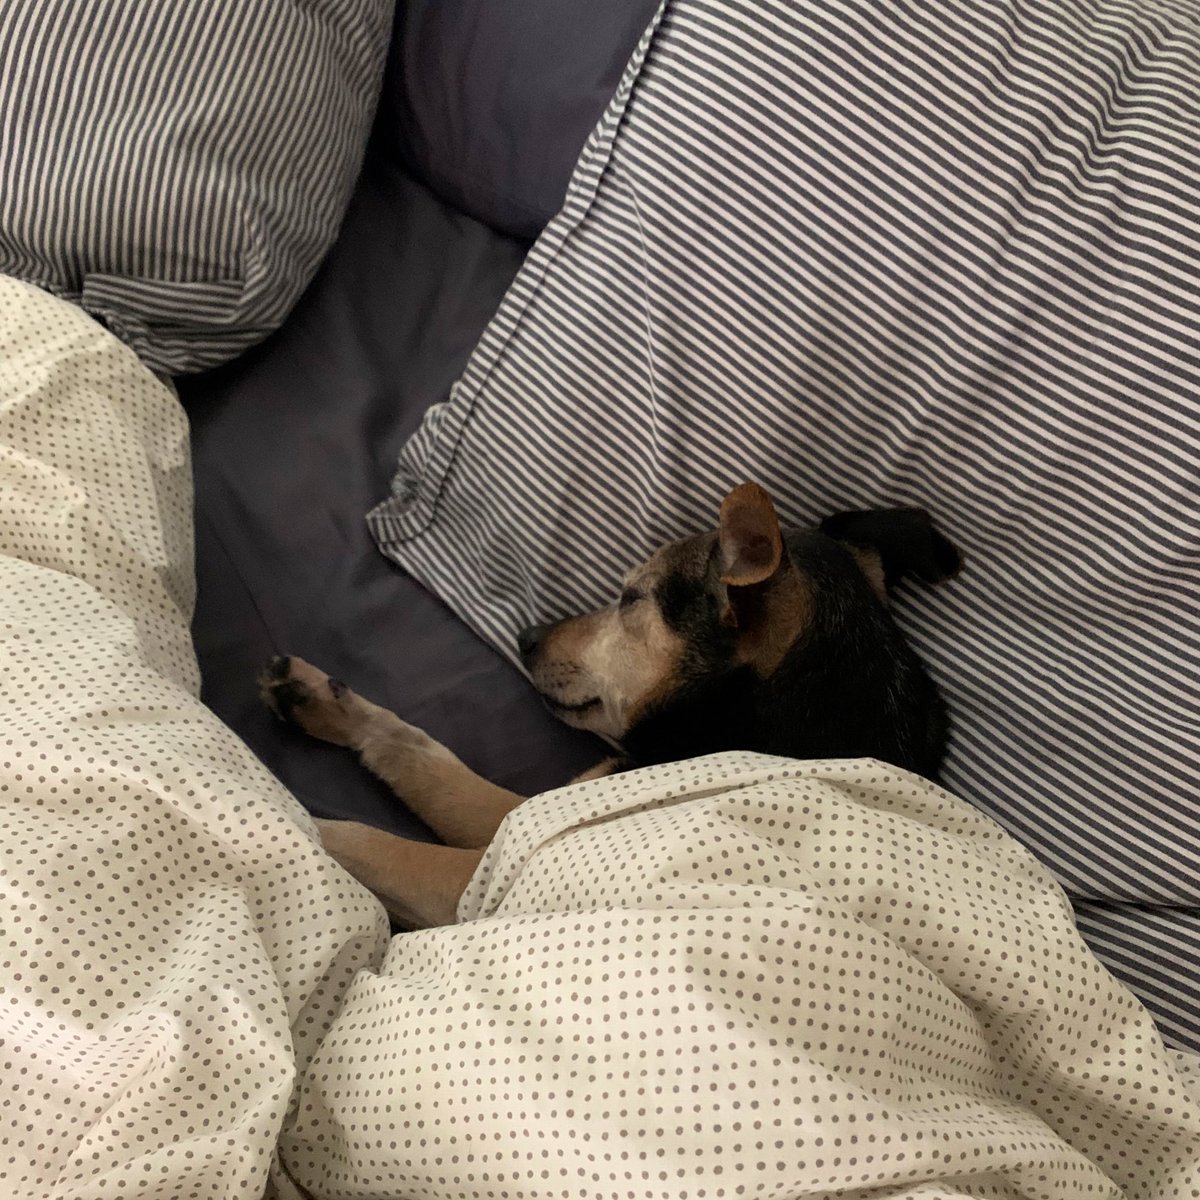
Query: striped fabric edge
366,1,667,544
1074,904,1200,1056
0,0,391,375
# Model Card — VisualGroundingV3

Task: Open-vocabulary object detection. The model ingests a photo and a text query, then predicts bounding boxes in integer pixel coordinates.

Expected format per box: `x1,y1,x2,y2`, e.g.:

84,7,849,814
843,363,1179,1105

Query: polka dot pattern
285,753,1200,1199
0,277,388,1200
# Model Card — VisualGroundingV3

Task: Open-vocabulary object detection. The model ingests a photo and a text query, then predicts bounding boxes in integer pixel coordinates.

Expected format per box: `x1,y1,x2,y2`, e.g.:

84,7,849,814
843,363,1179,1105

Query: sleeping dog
261,483,961,928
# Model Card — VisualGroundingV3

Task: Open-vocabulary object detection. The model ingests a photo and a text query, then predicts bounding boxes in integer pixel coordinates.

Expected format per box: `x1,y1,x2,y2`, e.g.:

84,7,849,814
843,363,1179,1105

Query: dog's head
518,483,962,776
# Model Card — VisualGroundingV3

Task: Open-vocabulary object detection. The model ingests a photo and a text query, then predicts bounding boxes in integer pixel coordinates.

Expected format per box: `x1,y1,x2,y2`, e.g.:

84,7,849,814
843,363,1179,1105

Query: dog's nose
517,623,549,661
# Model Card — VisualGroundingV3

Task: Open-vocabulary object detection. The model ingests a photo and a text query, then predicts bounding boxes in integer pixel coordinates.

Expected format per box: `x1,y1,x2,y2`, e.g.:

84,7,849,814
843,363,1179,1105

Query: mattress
180,159,603,838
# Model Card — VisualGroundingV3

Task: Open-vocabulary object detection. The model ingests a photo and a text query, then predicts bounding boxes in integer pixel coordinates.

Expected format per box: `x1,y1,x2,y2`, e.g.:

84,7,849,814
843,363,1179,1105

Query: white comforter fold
0,276,386,1200
283,753,1200,1200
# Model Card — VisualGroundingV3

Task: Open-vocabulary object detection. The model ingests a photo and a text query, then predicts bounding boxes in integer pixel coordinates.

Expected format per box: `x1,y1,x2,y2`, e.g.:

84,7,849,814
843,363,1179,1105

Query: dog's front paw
258,655,359,747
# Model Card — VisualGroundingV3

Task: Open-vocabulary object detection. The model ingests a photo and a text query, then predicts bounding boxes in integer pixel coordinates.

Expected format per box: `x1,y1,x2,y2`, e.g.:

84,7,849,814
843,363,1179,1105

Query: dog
261,483,961,928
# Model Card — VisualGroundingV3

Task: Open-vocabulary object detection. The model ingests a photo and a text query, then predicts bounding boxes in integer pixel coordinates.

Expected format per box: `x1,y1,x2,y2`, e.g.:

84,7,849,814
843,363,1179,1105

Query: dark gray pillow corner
383,0,662,239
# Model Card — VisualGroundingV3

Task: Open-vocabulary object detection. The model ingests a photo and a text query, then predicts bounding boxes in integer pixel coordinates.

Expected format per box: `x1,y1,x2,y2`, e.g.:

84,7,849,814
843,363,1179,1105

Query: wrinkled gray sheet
180,162,602,838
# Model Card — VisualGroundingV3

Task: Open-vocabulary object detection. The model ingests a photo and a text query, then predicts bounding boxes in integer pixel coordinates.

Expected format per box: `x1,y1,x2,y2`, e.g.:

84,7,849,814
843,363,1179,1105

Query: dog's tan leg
570,757,627,783
260,656,523,848
314,819,481,929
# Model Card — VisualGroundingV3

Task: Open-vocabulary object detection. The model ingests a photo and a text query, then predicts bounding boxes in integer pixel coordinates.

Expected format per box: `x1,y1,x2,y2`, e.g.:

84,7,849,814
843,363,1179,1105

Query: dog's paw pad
259,661,312,724
265,679,310,723
257,656,360,746
265,654,293,681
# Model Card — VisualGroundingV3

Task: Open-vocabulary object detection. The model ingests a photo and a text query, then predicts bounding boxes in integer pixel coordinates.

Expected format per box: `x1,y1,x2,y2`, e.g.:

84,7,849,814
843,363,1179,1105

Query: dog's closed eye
619,588,643,609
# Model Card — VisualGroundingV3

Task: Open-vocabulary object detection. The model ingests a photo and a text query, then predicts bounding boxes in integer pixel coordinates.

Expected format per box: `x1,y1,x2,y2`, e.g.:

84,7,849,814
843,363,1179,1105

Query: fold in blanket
0,276,386,1200
283,753,1200,1199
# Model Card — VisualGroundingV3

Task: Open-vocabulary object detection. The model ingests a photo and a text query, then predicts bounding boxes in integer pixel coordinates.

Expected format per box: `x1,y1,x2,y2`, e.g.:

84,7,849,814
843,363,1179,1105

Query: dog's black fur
522,503,961,781
628,522,953,777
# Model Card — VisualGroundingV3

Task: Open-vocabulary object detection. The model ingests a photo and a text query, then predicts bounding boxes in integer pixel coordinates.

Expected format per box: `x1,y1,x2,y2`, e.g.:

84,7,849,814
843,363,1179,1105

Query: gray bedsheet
180,160,602,838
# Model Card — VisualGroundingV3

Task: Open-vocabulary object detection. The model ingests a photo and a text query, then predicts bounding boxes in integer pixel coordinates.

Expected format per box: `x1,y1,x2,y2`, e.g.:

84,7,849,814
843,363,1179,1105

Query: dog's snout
517,623,550,662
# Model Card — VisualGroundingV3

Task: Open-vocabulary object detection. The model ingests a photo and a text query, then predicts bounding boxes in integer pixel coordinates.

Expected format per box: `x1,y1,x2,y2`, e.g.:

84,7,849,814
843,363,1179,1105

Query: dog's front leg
260,656,524,848
570,757,628,783
314,819,481,928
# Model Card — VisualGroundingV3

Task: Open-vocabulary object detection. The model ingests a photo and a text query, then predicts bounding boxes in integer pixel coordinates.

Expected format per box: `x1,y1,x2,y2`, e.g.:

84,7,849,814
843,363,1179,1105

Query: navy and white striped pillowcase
372,0,1200,1048
0,0,391,374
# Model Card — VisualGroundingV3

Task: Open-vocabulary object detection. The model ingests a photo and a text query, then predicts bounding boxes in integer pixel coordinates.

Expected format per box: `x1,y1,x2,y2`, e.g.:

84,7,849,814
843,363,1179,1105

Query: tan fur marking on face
734,565,813,677
622,635,687,729
569,757,626,783
531,594,687,740
602,599,686,728
848,546,888,603
539,608,606,660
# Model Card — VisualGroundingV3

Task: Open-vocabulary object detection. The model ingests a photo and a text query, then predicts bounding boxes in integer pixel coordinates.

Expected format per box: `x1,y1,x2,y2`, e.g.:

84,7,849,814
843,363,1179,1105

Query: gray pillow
0,0,392,375
382,0,661,239
370,0,1200,1048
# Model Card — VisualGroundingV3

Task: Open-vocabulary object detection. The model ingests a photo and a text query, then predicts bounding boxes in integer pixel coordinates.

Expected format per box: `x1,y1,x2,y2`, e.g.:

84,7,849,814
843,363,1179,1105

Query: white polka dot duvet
0,276,387,1199
3,273,1200,1200
285,754,1200,1199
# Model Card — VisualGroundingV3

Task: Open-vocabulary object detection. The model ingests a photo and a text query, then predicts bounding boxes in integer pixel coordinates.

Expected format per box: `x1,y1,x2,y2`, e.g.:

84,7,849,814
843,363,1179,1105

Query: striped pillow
0,0,391,375
371,0,1200,1047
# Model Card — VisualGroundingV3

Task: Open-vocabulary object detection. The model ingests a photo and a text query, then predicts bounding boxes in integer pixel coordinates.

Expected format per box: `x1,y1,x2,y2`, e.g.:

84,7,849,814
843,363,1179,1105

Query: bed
2,0,1200,1196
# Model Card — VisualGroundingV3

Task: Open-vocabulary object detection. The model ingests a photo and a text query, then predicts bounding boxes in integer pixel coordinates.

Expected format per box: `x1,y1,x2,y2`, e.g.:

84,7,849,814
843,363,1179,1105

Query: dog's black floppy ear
820,507,962,592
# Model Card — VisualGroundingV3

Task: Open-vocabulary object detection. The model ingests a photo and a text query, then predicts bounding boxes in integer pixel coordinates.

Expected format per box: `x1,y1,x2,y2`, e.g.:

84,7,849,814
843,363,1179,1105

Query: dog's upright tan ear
819,507,962,594
715,483,788,628
719,483,783,587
